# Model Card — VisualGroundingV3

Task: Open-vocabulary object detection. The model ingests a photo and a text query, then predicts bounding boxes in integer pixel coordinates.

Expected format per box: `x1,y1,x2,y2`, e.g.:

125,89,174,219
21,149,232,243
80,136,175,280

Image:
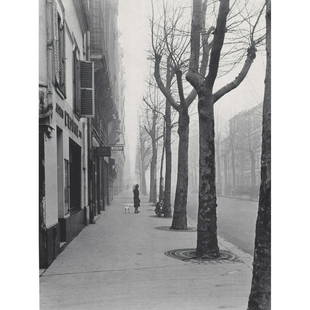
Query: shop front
56,104,87,244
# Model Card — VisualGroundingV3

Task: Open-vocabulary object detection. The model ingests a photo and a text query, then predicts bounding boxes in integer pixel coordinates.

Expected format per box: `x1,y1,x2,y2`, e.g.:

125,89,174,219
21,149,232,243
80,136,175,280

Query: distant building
88,0,125,219
218,103,263,199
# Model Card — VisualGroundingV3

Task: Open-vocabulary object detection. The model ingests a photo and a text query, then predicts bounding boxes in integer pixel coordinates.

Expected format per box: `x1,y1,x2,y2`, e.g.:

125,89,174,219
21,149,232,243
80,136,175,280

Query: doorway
57,127,64,216
69,138,81,213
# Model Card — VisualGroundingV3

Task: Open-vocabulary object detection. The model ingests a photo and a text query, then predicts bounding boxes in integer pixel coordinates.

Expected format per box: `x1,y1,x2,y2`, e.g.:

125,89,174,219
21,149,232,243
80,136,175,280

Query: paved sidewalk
40,192,253,310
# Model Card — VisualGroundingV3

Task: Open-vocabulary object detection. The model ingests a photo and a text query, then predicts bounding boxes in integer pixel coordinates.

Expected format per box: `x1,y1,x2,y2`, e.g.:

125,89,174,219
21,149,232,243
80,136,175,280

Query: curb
187,217,253,270
218,236,253,270
218,195,258,203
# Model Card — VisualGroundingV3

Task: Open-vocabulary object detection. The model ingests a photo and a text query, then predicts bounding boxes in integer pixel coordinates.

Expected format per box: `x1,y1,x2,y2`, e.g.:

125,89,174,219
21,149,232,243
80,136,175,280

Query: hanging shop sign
95,146,111,157
110,145,124,152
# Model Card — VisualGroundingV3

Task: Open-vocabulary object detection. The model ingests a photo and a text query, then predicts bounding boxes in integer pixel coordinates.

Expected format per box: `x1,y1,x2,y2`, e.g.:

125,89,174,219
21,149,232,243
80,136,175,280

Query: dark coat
133,188,140,207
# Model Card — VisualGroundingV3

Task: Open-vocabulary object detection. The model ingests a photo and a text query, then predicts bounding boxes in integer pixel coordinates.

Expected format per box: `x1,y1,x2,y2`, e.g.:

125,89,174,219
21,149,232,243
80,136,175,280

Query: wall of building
44,132,59,228
40,0,92,268
40,0,125,268
39,0,47,85
48,0,87,223
219,103,263,198
89,0,125,202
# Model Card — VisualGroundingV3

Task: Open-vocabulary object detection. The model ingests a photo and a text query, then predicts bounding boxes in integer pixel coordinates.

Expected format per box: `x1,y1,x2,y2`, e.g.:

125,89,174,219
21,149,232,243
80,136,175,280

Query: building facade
39,0,124,268
218,103,263,199
88,0,125,221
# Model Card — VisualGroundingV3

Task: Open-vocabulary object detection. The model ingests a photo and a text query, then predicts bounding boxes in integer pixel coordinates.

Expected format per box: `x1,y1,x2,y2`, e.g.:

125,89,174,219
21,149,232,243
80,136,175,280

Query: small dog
124,205,130,214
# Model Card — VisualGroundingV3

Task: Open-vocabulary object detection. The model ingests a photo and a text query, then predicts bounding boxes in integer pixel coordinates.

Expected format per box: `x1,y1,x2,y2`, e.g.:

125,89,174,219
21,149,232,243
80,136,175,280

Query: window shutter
74,50,81,116
80,61,94,117
53,1,60,85
59,21,66,95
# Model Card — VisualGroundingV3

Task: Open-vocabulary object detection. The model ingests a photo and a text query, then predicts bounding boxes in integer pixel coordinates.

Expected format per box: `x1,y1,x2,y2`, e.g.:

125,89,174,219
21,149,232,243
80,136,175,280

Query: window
53,3,66,96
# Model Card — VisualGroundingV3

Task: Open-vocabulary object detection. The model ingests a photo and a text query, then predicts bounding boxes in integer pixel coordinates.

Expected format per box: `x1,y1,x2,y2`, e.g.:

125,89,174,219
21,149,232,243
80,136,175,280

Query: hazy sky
119,0,151,180
118,0,265,181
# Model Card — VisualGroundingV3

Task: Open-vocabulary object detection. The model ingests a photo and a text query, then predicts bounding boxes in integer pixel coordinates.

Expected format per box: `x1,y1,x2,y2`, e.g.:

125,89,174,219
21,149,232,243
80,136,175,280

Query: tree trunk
248,1,271,309
149,159,154,202
196,92,219,257
141,164,147,195
159,127,165,201
171,108,189,230
138,127,147,195
149,110,158,203
162,58,173,217
149,138,157,203
163,110,172,216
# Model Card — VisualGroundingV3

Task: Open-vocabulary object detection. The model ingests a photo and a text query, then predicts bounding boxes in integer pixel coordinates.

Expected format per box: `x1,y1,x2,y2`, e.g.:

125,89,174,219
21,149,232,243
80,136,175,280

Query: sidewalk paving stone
40,192,253,310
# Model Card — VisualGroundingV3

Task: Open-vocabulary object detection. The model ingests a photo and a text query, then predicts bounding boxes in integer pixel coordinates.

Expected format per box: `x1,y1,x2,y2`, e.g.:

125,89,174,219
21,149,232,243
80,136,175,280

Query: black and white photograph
1,0,310,309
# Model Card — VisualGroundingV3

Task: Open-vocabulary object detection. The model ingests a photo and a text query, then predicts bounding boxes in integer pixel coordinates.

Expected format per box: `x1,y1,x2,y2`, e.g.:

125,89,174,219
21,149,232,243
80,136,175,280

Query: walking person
133,184,140,214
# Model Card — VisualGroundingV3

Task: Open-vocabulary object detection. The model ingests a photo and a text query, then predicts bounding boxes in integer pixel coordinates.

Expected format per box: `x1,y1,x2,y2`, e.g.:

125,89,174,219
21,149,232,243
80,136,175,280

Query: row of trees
137,0,270,308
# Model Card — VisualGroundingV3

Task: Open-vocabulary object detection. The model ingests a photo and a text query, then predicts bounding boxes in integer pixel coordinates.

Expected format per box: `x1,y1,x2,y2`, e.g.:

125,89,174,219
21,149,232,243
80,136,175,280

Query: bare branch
251,3,266,44
186,0,205,89
175,69,186,104
212,2,266,103
143,96,166,118
213,44,256,103
144,125,152,137
205,0,230,90
154,54,180,111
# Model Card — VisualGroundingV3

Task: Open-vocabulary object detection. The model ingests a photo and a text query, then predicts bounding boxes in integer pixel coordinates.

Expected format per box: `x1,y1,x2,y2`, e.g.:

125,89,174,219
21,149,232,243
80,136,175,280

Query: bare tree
248,0,271,308
186,0,265,257
136,119,152,195
150,0,213,229
143,81,165,203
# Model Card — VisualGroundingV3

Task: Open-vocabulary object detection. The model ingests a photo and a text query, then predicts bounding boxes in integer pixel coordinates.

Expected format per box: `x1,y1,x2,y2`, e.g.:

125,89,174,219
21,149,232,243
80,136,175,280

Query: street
187,194,258,256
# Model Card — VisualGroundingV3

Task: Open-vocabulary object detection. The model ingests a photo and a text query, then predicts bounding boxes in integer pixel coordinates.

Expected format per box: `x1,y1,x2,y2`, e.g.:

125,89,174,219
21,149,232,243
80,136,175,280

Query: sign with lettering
110,145,124,152
55,104,64,118
64,111,80,138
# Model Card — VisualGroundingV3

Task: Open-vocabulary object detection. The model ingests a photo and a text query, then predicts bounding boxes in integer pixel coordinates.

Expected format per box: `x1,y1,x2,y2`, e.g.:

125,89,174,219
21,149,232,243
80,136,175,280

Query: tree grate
165,248,242,264
155,226,197,232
